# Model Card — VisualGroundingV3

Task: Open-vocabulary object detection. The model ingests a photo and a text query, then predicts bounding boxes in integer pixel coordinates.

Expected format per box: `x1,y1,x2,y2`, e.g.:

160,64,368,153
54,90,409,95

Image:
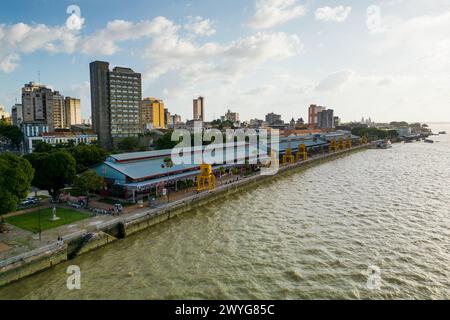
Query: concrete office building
65,97,81,127
90,61,142,149
193,96,204,121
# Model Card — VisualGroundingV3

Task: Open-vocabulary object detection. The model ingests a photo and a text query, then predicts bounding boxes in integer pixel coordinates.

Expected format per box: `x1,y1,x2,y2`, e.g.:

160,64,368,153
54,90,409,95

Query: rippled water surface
1,124,450,300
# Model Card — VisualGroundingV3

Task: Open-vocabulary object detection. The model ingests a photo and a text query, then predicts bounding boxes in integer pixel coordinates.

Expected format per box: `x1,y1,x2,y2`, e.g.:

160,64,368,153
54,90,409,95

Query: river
1,124,449,300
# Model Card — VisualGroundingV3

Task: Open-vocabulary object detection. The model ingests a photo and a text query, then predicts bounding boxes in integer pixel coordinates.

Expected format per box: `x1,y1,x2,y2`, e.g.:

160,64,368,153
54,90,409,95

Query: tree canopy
0,153,34,215
0,123,22,147
73,170,104,196
25,150,76,200
71,144,108,173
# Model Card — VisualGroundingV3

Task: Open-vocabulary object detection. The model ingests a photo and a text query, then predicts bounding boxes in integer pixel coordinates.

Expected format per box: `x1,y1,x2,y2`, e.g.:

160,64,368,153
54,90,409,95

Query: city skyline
1,0,450,123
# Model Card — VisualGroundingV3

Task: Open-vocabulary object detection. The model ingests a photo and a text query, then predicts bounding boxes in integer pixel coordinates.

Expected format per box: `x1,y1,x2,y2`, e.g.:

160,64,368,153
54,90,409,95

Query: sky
1,0,450,123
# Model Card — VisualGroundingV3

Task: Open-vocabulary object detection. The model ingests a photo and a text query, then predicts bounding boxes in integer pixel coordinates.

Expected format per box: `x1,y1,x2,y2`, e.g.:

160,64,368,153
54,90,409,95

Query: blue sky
1,0,450,123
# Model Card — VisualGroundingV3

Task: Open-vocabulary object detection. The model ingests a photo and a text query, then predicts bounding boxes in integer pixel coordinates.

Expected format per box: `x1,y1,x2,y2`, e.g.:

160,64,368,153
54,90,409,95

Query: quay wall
0,145,367,288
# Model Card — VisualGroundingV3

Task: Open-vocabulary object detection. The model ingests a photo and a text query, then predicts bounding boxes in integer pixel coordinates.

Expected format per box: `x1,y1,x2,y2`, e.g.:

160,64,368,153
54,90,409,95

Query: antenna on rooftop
38,71,41,84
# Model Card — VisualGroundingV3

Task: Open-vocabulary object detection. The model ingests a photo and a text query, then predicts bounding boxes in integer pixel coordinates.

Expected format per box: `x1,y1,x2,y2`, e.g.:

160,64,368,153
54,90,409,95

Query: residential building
224,109,240,123
172,114,182,125
308,104,326,128
90,61,142,149
265,112,283,126
193,96,204,121
164,108,172,127
141,97,165,130
333,116,341,128
317,109,335,129
65,97,81,127
11,104,23,126
52,91,65,129
25,130,98,153
21,82,53,126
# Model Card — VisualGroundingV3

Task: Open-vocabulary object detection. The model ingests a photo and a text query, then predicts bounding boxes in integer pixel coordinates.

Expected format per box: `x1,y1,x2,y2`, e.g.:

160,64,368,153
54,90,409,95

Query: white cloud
141,18,303,84
315,6,352,23
0,22,80,73
184,16,216,36
249,0,306,29
315,70,354,92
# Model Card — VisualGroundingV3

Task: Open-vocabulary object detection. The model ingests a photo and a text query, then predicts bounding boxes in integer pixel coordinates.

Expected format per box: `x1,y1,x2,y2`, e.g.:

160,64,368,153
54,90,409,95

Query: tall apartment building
21,82,54,126
193,96,204,121
64,97,81,127
164,108,172,127
52,91,65,129
172,114,182,125
224,109,240,123
308,104,326,128
141,97,165,129
11,104,23,126
265,112,282,125
90,61,142,149
317,109,335,129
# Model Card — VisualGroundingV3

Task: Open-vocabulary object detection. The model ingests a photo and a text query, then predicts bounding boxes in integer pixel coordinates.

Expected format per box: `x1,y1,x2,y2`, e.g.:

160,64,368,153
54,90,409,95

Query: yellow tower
329,139,337,152
197,164,216,192
345,137,352,149
361,135,368,144
282,147,295,164
338,137,344,150
295,144,308,161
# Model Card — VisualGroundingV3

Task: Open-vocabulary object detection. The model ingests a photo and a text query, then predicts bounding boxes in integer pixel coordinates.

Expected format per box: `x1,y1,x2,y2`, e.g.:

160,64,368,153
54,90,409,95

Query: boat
424,139,434,143
369,140,392,149
439,131,447,134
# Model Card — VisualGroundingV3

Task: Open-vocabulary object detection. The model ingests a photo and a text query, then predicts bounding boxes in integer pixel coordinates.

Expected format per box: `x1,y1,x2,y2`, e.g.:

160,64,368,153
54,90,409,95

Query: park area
5,208,91,233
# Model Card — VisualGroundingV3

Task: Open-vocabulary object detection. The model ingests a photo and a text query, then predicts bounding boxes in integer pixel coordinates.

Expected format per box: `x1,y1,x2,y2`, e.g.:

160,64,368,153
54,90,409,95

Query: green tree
117,137,141,152
0,153,34,215
26,150,76,200
0,123,22,147
33,141,54,153
73,170,104,196
154,131,179,150
70,144,108,173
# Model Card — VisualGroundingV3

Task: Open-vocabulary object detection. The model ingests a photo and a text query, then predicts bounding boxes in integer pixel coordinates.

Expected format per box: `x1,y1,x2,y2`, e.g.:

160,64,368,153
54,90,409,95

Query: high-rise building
193,96,204,121
141,98,165,129
164,108,172,127
317,109,334,129
333,116,341,128
265,112,282,125
21,82,54,126
308,104,326,128
51,91,65,129
65,97,81,127
224,109,239,123
11,104,23,126
90,61,142,149
172,114,182,125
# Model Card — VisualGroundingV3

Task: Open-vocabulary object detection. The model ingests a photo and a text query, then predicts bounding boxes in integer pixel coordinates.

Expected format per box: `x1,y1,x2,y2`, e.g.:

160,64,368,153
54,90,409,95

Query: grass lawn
6,208,91,233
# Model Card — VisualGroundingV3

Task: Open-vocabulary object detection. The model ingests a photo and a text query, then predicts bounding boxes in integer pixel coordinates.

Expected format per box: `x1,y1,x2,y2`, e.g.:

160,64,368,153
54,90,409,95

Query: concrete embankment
0,145,367,288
